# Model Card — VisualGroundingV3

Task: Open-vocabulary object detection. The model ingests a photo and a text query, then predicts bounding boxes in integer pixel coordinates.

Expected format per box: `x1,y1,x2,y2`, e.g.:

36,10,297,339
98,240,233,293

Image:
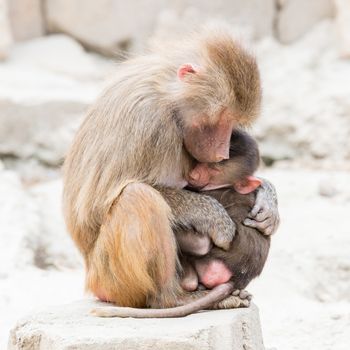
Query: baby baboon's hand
244,178,280,236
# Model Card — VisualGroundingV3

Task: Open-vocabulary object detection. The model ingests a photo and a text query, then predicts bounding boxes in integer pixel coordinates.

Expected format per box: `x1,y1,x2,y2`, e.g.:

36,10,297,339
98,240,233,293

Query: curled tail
90,282,235,318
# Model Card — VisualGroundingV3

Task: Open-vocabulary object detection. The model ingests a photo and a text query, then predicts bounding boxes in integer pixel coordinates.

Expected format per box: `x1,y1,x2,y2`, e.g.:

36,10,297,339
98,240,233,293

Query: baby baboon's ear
234,176,262,194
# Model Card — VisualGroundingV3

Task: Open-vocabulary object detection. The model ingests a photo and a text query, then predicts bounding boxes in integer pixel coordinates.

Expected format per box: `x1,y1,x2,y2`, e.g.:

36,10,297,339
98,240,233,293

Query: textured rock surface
254,21,350,169
334,0,350,58
0,0,12,60
45,0,274,55
45,0,165,55
276,0,334,43
8,0,45,41
0,34,112,166
8,300,264,350
0,167,37,271
0,168,81,271
28,180,82,269
0,99,85,166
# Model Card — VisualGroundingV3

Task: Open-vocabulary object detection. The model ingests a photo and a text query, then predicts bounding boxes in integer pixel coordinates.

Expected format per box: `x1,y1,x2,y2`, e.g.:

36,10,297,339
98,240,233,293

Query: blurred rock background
0,1,349,350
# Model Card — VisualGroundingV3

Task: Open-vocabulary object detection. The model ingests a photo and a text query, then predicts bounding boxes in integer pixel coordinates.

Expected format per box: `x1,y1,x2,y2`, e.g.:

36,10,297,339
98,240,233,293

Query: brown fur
210,129,261,185
203,189,270,290
208,131,269,290
63,27,261,310
177,130,269,292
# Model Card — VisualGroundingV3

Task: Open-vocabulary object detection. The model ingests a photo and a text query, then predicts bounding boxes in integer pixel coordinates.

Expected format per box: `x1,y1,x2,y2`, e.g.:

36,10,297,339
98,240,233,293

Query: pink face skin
187,163,221,189
187,163,262,194
178,63,236,164
183,114,235,163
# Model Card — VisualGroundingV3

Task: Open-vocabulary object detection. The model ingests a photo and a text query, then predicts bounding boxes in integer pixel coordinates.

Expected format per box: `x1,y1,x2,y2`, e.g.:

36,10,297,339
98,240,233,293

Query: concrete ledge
8,299,265,350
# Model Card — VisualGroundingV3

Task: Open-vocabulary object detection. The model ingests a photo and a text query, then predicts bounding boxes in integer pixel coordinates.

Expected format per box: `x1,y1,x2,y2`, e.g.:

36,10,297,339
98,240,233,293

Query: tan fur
86,182,178,307
63,26,261,308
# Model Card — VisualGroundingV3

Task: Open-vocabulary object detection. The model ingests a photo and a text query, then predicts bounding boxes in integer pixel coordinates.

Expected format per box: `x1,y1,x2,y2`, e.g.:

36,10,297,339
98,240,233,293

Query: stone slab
8,299,265,350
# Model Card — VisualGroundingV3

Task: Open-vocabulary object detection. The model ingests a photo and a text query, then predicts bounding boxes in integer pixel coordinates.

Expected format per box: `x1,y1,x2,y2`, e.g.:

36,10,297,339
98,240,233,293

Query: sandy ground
250,168,350,350
0,167,349,350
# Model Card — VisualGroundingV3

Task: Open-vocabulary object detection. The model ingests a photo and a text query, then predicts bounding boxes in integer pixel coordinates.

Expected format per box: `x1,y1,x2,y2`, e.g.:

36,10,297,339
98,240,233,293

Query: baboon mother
63,28,279,309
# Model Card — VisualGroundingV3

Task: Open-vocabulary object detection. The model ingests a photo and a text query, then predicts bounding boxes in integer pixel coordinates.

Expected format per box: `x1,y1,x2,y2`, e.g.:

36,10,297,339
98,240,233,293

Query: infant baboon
178,129,271,293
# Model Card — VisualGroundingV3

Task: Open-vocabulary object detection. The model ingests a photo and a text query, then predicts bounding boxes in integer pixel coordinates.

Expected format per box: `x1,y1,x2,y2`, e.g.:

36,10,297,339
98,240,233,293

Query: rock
28,180,83,270
45,0,162,56
318,179,337,198
45,0,275,56
8,300,265,350
0,172,82,347
334,0,350,58
0,35,112,166
254,21,350,169
172,0,275,39
0,167,82,271
6,34,111,84
249,169,350,350
0,169,38,272
8,0,44,41
276,0,334,43
312,253,350,302
0,0,13,60
0,99,85,166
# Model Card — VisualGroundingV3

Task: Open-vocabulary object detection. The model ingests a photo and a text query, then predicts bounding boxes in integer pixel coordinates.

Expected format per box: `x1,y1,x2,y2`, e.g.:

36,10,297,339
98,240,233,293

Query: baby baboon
178,129,270,293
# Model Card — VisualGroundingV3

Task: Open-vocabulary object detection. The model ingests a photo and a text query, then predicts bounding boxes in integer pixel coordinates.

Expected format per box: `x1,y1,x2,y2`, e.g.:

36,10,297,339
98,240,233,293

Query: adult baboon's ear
177,64,197,80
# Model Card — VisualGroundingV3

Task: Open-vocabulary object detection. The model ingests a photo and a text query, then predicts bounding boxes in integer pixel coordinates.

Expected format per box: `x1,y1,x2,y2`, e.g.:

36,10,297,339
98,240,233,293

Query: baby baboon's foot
232,289,252,301
213,289,252,309
197,283,207,291
214,295,249,309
